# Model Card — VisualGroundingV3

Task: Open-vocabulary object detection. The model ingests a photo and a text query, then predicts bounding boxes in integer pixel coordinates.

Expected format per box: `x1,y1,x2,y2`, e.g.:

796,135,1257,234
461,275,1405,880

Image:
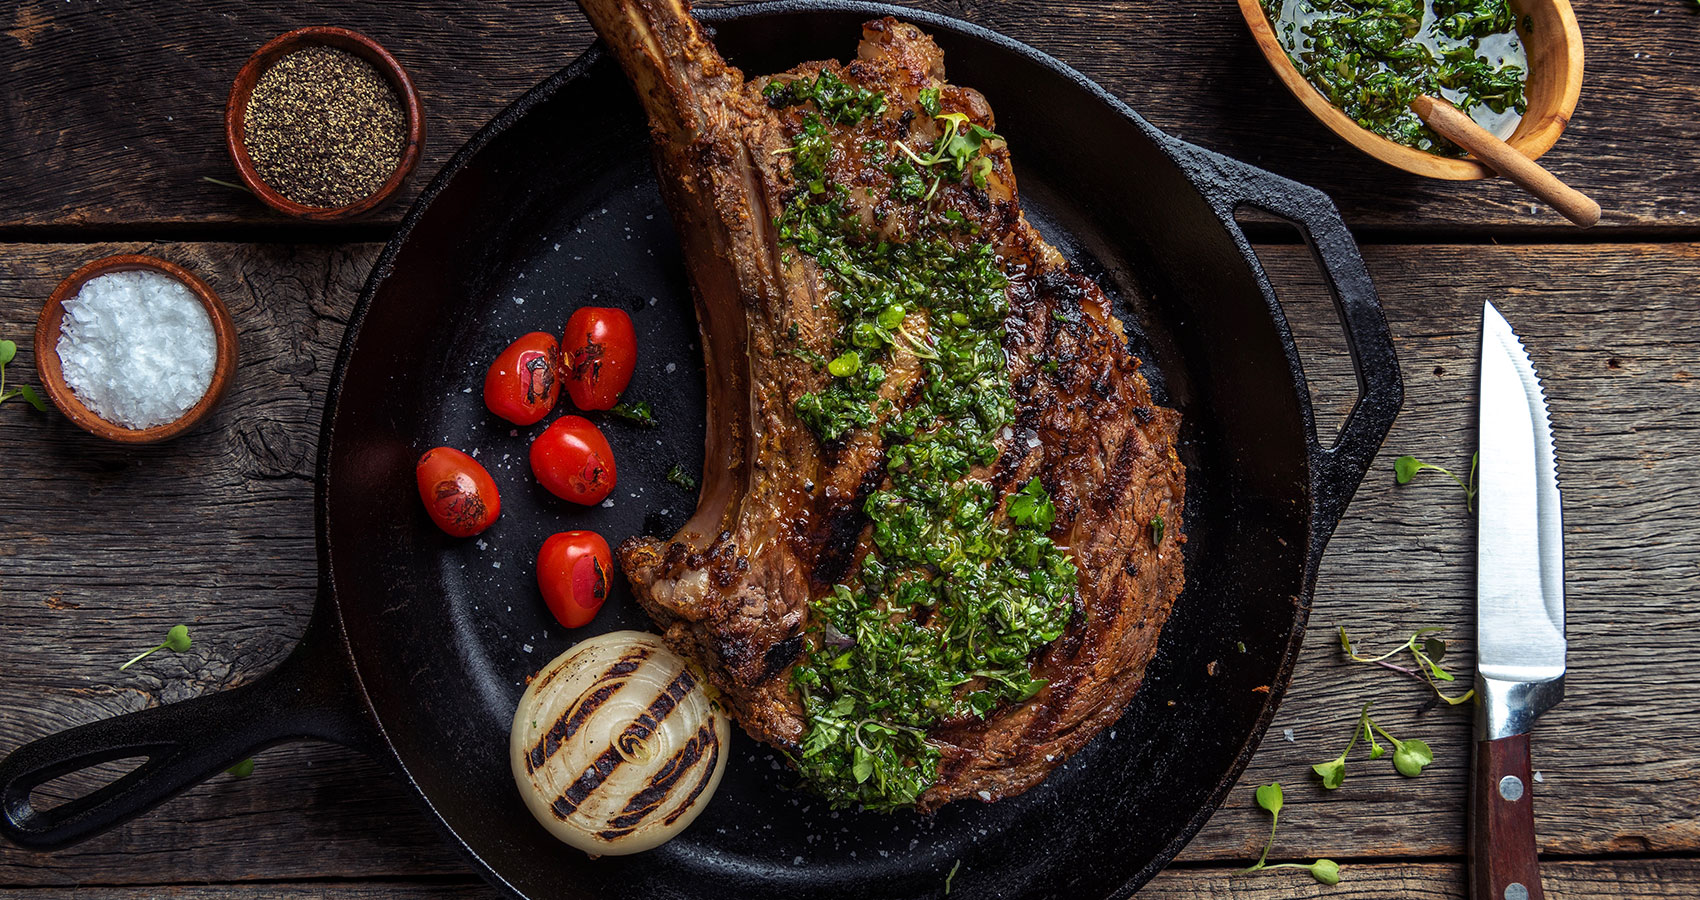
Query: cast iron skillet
0,4,1402,898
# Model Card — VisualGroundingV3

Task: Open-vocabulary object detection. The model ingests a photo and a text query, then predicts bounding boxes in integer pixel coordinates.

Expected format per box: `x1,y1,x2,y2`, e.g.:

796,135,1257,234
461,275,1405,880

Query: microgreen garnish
1370,717,1435,777
1311,700,1433,786
895,112,1003,187
120,624,191,671
609,399,656,427
945,859,961,894
226,758,255,778
0,339,48,412
1150,514,1166,546
1239,783,1342,885
1340,626,1475,705
666,464,697,491
1394,452,1478,511
1311,701,1371,789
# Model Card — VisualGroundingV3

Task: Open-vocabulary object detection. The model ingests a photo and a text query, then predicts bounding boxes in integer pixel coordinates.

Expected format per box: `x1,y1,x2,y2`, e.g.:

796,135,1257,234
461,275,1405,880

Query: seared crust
585,4,1186,811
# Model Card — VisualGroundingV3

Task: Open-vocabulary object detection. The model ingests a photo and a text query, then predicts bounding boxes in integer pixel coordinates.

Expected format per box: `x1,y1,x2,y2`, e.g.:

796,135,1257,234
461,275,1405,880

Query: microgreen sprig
0,339,49,412
1372,718,1435,777
1340,626,1475,706
1239,783,1342,885
1311,701,1372,789
1394,452,1478,511
1312,701,1435,788
119,624,191,671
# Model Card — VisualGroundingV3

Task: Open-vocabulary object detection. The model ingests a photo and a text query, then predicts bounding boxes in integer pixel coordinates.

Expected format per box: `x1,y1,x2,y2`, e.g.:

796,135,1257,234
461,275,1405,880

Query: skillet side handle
0,613,378,851
1188,150,1404,537
1276,199,1403,537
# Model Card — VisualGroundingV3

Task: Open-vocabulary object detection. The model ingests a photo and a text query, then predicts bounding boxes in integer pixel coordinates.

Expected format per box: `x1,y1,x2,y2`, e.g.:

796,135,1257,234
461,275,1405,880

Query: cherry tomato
484,332,561,426
530,415,617,504
561,307,637,411
416,447,500,537
537,531,615,628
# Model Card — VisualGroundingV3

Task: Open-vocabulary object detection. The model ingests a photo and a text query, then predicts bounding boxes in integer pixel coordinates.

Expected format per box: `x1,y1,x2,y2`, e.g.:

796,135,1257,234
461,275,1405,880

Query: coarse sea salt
57,269,216,429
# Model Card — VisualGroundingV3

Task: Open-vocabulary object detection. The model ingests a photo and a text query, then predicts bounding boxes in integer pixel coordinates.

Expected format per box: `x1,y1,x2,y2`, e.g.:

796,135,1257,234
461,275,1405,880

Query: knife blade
1470,301,1566,900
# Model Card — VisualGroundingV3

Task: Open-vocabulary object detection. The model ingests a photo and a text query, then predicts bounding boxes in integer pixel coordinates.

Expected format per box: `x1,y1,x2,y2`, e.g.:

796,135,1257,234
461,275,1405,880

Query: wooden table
3,1,1696,897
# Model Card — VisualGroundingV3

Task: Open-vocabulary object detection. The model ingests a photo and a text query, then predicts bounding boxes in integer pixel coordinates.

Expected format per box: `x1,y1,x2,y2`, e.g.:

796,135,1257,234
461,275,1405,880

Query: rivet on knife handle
1470,732,1543,900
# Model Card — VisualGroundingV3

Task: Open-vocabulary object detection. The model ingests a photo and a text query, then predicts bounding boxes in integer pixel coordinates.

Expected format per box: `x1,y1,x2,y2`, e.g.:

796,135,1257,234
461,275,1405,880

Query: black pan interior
323,5,1318,899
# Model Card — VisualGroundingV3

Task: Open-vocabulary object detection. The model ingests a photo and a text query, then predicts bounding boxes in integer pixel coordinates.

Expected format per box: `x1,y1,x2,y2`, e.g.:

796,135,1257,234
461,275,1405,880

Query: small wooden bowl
1238,0,1584,180
224,26,425,220
34,255,239,444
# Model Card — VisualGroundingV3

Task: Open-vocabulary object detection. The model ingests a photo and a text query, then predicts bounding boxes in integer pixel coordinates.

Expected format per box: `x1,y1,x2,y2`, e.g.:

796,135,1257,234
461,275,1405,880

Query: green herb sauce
766,76,1080,810
1262,0,1528,155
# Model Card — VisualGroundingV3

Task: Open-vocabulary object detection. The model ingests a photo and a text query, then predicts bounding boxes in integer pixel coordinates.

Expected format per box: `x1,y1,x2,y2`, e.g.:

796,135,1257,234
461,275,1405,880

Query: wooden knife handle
1471,732,1544,900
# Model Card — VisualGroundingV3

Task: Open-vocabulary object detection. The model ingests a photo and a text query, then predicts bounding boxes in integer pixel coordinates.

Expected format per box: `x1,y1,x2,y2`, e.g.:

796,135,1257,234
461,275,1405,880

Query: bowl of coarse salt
34,255,237,443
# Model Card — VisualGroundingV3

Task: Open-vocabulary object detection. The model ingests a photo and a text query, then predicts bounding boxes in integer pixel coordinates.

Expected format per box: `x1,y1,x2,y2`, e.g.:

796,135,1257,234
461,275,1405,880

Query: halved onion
510,630,730,855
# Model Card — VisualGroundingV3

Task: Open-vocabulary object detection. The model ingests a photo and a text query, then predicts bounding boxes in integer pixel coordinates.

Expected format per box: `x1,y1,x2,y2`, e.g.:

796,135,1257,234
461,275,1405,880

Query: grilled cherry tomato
530,415,617,505
484,332,561,426
561,307,637,411
416,447,500,537
537,531,615,628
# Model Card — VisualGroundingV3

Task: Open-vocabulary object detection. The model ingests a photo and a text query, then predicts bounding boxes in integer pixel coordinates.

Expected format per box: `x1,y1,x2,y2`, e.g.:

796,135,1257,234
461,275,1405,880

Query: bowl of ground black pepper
225,27,425,220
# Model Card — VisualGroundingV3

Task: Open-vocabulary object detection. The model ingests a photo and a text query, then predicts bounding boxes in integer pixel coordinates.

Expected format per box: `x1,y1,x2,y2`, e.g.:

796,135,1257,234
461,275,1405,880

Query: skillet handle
0,613,379,851
1189,149,1404,534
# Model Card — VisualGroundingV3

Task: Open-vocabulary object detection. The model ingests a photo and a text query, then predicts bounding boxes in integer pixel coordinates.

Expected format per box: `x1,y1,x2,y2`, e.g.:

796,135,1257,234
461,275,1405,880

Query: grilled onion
510,630,729,855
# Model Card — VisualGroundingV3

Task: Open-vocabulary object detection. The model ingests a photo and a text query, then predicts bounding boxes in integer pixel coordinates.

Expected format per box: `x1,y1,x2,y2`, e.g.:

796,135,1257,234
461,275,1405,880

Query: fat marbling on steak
575,0,1186,812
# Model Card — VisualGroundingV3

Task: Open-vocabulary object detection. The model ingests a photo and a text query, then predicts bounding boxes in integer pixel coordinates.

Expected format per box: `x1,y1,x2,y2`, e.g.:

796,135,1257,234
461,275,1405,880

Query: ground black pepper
243,45,406,209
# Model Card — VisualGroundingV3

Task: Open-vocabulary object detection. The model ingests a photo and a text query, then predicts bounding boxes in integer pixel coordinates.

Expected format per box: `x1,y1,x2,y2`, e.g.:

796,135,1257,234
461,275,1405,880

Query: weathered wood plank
0,858,1696,898
1,0,1696,231
1,241,1697,883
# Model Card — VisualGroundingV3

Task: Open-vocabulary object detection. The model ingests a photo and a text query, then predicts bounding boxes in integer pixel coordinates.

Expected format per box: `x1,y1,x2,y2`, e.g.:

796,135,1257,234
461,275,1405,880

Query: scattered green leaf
0,337,47,412
1150,514,1166,546
1241,782,1342,884
1393,452,1478,511
226,758,255,778
120,624,191,671
666,464,698,492
1387,732,1435,777
1310,702,1371,789
609,399,655,427
1340,626,1475,705
17,384,45,412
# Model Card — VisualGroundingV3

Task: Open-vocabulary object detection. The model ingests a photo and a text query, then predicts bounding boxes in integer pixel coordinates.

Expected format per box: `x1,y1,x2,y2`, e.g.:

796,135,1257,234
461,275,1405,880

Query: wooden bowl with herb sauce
225,26,425,220
1239,0,1583,180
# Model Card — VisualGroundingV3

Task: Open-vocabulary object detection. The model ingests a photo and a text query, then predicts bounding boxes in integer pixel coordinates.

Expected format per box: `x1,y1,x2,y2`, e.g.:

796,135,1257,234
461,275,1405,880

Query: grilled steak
576,0,1186,812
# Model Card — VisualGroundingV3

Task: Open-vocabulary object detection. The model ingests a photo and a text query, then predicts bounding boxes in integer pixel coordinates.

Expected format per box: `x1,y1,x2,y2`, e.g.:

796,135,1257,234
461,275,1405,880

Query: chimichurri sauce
765,73,1080,811
1263,0,1529,155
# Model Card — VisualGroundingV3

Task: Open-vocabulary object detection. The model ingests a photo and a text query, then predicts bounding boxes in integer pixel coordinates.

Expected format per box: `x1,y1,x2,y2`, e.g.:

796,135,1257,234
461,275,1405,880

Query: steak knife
1471,302,1566,900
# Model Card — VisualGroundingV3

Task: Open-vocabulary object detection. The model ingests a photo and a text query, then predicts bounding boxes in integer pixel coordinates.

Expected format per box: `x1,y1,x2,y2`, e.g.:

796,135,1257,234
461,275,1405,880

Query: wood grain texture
2,0,1698,231
0,858,1695,898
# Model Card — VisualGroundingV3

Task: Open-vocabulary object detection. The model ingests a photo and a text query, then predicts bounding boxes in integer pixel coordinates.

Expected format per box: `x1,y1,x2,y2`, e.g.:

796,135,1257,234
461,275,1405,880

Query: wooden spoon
1411,95,1600,227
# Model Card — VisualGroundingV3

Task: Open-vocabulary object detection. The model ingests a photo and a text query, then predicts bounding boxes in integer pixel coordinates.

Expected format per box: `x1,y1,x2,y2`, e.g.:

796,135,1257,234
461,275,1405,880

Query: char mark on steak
576,0,1186,812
